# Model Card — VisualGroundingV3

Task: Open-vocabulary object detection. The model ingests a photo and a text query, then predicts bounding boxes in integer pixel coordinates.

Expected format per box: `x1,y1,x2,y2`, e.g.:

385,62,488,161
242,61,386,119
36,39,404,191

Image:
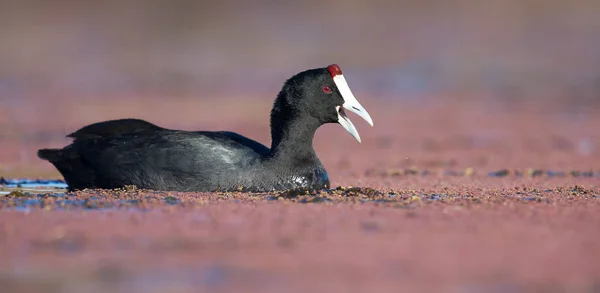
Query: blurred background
1,0,600,176
1,0,599,98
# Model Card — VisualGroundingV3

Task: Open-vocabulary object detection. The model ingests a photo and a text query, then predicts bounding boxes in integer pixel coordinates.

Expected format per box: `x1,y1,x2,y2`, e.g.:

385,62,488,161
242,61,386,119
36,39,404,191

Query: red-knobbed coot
37,64,374,192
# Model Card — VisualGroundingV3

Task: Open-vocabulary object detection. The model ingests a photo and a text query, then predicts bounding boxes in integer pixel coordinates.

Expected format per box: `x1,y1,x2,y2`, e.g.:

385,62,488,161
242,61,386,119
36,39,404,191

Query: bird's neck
268,115,321,162
267,92,321,165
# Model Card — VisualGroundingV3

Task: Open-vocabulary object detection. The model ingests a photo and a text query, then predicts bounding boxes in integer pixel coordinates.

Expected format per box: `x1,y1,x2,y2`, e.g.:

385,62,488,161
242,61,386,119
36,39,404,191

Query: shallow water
0,179,68,197
1,178,68,189
0,193,180,212
0,179,185,212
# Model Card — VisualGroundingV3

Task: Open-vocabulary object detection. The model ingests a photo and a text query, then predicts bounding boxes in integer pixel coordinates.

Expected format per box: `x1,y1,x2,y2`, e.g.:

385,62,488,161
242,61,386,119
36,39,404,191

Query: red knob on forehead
327,64,343,77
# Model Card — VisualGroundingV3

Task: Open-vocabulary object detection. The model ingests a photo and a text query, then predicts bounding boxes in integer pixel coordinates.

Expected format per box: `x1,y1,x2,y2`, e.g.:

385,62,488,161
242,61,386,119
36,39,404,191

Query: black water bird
37,64,374,192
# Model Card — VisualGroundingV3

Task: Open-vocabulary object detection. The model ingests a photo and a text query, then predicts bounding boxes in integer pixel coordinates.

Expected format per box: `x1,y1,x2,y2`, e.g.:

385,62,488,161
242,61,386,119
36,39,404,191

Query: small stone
6,190,26,197
444,170,461,176
581,171,594,177
123,185,138,192
387,169,402,176
488,169,509,177
464,167,474,176
546,171,565,177
404,169,418,176
526,169,544,177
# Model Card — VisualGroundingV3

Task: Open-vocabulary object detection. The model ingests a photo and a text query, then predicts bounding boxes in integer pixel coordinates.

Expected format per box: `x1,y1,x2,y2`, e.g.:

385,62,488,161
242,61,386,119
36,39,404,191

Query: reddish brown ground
1,95,600,293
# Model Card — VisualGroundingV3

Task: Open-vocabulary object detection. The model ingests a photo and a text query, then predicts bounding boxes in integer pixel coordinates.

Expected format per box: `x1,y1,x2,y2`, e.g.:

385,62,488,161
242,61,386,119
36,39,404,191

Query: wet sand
1,96,600,292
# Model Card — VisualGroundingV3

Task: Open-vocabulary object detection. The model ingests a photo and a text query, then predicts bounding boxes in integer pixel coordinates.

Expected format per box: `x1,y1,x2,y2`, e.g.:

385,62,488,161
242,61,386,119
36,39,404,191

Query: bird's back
67,118,165,142
39,127,272,191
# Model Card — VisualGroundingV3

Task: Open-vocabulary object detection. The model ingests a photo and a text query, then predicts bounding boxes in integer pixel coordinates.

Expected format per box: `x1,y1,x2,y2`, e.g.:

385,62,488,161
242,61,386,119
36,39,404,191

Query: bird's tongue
327,64,374,143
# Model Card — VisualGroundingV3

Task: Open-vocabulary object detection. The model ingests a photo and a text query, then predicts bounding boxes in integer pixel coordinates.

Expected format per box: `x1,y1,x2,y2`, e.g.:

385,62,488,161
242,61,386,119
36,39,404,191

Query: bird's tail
37,149,63,162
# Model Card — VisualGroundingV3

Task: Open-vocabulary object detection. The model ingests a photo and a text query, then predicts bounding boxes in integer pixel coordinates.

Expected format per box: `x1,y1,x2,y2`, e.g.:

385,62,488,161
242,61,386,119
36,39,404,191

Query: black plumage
38,64,373,192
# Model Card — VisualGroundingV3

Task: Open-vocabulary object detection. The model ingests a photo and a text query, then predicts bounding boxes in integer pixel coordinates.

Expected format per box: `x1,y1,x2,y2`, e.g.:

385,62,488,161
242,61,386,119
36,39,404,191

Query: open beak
333,73,374,143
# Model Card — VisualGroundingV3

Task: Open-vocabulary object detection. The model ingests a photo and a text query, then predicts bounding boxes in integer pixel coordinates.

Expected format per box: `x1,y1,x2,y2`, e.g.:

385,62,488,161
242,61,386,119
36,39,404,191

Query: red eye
322,86,332,93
